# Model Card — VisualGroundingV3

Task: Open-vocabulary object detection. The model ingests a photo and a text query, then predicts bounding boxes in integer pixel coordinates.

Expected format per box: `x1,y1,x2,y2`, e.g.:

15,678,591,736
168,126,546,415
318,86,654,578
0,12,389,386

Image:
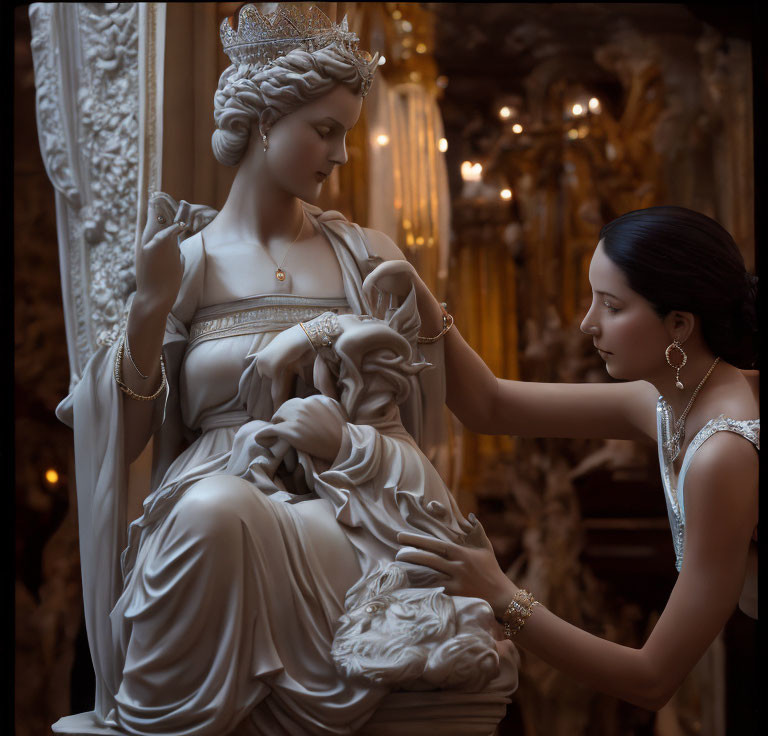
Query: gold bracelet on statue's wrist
113,332,167,401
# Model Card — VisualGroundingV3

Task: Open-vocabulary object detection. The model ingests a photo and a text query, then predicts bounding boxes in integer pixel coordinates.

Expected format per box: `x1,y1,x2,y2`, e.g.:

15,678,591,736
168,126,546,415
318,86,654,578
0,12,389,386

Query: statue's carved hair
331,562,500,692
212,44,375,166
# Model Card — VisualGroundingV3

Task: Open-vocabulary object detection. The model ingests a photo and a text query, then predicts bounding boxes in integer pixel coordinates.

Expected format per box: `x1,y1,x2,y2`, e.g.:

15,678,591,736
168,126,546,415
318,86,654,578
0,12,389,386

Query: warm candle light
500,189,512,200
416,43,427,54
438,137,448,152
376,134,390,146
589,97,601,112
45,469,59,485
512,123,523,134
572,103,584,116
460,161,483,181
499,106,511,119
567,128,579,140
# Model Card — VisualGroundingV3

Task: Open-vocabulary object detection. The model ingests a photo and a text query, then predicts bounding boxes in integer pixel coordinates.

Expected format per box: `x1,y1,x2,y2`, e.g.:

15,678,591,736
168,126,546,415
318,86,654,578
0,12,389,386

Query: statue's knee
173,475,254,540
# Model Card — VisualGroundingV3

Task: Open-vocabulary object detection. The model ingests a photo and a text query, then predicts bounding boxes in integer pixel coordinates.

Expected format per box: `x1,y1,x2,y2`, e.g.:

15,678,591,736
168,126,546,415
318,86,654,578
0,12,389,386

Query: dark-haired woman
397,206,758,711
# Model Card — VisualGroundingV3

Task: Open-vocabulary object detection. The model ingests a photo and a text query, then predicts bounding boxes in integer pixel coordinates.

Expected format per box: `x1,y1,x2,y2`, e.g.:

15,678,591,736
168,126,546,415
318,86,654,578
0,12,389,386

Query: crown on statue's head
220,4,376,94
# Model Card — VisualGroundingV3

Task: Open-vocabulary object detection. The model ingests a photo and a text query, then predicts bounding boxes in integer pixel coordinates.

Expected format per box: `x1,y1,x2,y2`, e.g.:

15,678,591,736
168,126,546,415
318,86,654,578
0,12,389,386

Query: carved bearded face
260,84,362,204
580,240,672,382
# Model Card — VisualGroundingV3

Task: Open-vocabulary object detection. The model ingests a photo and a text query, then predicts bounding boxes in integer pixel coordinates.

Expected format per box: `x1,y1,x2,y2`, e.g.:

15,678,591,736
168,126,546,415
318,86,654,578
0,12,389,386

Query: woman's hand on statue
395,521,517,616
135,198,188,312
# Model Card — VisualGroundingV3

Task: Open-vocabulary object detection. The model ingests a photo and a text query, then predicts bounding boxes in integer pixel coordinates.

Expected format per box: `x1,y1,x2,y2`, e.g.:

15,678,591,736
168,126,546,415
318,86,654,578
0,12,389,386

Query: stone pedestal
53,690,509,736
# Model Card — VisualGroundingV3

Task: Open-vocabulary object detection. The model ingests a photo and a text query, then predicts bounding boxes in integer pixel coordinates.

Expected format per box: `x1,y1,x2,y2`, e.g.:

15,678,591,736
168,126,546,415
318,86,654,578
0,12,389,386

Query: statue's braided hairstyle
212,44,376,166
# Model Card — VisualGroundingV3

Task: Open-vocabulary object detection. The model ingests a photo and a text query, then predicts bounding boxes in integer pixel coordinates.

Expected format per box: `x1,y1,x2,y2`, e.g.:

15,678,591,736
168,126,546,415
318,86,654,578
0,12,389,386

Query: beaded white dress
656,396,760,573
54,205,517,736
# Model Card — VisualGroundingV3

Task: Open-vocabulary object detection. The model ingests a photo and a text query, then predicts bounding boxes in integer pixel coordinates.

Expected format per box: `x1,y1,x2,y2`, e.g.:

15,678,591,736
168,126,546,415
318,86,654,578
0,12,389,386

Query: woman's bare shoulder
684,431,758,522
741,369,759,404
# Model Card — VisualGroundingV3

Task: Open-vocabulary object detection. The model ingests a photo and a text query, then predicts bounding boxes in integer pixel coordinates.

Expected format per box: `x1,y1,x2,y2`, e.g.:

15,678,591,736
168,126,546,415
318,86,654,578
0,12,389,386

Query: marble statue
51,5,518,735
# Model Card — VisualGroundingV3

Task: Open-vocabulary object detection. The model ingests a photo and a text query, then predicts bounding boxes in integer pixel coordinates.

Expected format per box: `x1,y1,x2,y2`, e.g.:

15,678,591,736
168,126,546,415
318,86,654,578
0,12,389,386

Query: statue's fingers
144,197,175,237
271,373,293,411
143,221,186,250
174,200,191,229
394,547,455,576
252,424,279,444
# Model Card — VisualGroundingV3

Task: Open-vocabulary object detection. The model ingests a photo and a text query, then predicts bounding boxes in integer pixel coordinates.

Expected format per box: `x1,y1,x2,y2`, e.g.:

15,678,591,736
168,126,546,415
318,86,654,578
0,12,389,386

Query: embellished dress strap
656,397,759,572
677,415,760,520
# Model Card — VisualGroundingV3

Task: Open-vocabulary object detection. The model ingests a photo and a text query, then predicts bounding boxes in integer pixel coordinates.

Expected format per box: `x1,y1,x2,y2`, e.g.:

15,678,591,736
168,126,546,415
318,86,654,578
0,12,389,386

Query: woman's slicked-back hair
599,206,758,368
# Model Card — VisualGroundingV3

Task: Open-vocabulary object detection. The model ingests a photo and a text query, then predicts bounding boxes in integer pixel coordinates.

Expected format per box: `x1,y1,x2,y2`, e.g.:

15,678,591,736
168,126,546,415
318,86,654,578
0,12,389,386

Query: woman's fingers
395,547,456,576
396,531,457,557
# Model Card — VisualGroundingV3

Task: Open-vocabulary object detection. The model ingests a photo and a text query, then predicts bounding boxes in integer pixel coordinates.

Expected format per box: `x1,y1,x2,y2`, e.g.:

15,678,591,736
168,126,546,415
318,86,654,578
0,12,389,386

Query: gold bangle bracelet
417,303,454,344
113,333,167,401
123,328,150,379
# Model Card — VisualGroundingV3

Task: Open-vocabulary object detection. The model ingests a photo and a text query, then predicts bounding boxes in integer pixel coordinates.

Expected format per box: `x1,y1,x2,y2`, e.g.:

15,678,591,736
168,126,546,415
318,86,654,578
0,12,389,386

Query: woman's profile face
263,84,363,203
580,240,670,382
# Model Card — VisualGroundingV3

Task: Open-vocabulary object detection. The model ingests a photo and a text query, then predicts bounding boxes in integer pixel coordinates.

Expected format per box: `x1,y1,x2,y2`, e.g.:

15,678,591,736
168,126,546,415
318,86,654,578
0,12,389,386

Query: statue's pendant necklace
264,210,305,282
660,356,720,464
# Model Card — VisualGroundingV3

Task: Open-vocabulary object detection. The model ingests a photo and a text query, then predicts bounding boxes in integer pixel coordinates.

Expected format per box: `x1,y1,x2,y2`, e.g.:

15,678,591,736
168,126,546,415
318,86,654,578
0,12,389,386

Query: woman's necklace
661,356,720,464
264,210,306,282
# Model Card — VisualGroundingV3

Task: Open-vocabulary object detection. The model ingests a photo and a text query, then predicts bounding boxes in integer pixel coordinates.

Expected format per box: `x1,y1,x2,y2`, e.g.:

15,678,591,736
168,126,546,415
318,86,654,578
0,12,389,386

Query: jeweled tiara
220,4,376,94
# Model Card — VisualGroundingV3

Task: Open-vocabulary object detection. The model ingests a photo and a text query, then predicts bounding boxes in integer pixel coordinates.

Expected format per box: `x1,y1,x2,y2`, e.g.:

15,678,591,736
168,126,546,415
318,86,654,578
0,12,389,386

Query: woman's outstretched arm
397,432,758,710
412,271,657,441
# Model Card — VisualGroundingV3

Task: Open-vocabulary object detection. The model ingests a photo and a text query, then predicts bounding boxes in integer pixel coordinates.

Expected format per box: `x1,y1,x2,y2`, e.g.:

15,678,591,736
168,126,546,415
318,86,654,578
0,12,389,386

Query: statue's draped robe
57,206,515,735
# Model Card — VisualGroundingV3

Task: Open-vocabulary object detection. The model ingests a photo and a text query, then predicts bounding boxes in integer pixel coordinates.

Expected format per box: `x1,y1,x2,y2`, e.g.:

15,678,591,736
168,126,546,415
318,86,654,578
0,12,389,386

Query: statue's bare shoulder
361,227,407,263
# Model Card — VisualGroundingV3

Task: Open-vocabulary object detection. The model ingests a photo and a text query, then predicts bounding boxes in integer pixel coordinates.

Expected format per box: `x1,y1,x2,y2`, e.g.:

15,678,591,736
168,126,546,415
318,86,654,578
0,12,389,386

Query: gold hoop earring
665,339,687,390
262,134,268,152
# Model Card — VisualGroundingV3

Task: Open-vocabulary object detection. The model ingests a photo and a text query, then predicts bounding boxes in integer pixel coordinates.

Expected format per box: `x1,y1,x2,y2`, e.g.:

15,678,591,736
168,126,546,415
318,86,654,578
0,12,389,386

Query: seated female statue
55,6,516,735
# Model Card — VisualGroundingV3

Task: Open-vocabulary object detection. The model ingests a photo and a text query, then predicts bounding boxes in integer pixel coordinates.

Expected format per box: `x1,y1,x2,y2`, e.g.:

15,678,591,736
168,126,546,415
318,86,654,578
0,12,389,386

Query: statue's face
263,84,363,203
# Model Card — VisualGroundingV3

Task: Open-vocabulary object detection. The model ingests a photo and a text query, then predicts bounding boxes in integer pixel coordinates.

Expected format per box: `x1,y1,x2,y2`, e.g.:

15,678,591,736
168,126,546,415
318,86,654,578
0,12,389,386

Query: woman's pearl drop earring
665,339,688,390
262,134,268,152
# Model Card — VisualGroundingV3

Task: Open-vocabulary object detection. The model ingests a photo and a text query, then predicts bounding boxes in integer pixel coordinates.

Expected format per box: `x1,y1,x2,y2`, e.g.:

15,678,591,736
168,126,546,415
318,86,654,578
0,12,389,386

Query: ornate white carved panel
29,3,165,389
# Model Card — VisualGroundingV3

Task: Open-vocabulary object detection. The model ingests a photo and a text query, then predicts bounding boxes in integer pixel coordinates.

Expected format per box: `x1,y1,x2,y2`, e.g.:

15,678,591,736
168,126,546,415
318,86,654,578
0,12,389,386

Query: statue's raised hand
135,196,189,312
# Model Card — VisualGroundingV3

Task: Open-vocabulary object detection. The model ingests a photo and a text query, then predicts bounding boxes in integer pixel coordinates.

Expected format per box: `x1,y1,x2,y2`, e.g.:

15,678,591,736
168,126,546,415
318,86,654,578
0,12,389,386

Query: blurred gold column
451,200,519,509
365,3,450,298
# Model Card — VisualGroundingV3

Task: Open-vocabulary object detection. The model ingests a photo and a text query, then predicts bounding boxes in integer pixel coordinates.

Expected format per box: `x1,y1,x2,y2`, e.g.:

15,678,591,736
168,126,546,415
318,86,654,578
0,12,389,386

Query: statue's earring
262,134,268,152
665,339,687,390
